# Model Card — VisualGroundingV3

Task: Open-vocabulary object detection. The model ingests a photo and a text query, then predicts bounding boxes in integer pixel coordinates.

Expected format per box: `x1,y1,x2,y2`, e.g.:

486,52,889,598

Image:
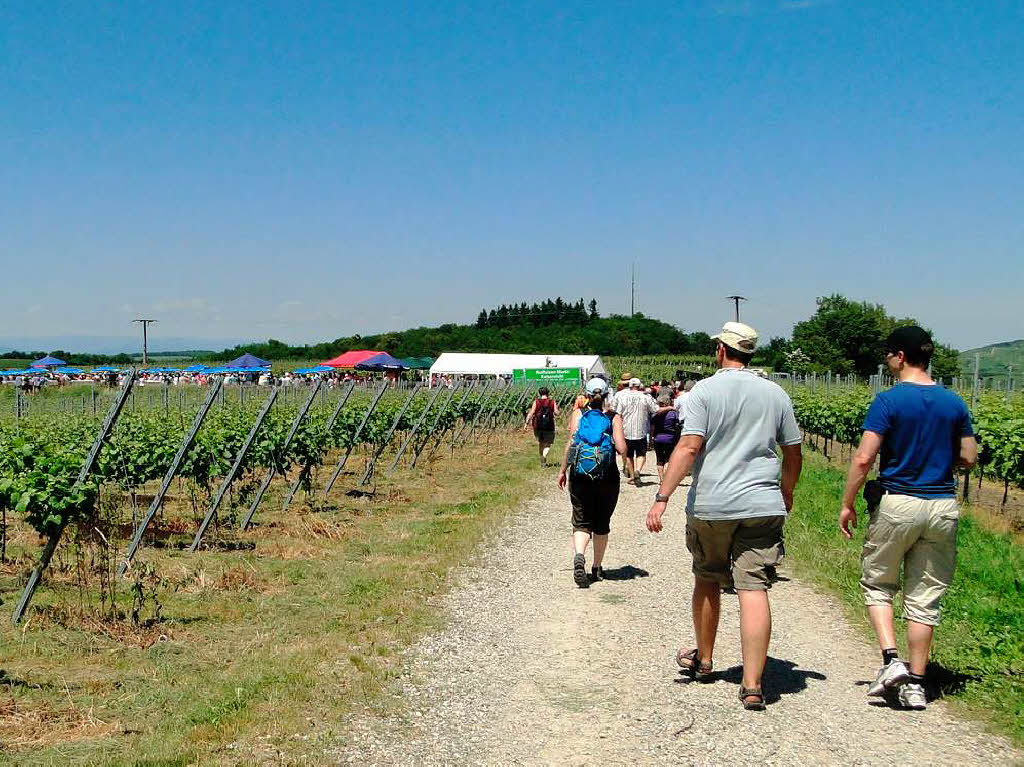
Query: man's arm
646,434,704,532
780,444,802,512
956,435,978,470
839,430,883,539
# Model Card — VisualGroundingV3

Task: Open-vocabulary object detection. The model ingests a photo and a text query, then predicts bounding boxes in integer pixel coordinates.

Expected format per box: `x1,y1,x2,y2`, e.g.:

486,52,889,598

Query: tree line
208,311,714,362
476,298,598,328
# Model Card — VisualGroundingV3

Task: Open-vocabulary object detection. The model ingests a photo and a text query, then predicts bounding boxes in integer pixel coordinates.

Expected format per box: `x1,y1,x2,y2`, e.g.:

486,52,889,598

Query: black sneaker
573,554,589,588
591,565,604,581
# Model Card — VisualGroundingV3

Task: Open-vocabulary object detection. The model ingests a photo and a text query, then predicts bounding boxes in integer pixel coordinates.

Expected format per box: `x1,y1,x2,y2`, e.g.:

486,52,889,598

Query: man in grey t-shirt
646,322,803,711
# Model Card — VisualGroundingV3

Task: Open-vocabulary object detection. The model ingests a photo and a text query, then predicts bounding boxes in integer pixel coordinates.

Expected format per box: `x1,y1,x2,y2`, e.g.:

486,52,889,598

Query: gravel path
337,470,1021,766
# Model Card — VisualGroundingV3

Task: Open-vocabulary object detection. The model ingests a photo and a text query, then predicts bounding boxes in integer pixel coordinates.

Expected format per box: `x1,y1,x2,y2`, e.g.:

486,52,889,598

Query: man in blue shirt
839,326,977,710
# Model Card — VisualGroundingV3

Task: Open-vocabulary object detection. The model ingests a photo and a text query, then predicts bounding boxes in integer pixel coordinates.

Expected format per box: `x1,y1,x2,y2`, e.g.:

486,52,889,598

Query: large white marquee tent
429,353,607,382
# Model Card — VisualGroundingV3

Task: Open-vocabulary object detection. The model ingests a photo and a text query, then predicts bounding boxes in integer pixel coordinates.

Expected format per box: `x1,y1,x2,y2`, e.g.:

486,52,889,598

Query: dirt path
336,471,1021,765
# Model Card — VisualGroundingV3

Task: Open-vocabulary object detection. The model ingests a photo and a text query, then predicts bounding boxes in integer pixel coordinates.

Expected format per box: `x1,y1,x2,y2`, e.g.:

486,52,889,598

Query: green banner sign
513,367,582,383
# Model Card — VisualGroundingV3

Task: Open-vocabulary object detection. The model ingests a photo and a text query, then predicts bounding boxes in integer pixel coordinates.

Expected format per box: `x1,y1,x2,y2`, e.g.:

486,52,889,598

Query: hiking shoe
573,554,589,588
591,565,604,581
894,682,927,710
867,659,911,697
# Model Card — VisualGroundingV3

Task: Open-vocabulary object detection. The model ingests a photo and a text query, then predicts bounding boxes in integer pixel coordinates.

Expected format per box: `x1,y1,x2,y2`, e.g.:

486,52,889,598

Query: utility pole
725,295,746,322
133,319,157,366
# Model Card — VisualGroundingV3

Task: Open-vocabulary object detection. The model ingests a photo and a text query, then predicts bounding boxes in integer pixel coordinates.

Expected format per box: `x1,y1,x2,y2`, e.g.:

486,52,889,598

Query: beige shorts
860,493,959,626
685,516,784,591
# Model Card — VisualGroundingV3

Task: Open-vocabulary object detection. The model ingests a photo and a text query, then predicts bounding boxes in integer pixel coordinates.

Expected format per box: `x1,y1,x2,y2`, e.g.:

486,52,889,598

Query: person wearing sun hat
645,320,804,710
612,376,660,485
558,377,627,587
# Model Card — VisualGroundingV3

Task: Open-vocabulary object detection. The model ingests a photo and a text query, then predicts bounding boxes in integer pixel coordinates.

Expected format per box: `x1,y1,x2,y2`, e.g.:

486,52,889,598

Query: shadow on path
600,565,650,581
717,657,827,704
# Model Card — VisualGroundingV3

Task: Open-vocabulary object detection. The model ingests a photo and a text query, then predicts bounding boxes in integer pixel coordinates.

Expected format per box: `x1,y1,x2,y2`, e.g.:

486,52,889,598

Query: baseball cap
585,377,609,395
711,321,758,353
884,325,932,355
629,377,643,388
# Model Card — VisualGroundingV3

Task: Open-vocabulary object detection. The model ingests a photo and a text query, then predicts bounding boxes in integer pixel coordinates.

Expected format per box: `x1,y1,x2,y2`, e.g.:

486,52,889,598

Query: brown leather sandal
739,685,766,711
676,648,714,682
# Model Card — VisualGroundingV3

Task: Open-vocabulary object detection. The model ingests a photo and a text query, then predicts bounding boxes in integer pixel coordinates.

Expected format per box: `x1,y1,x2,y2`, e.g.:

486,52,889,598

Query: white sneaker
867,659,910,697
895,682,927,710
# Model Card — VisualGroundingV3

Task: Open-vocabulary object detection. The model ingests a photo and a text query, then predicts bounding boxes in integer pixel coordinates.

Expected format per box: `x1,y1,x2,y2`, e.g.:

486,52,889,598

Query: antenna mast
132,319,157,366
630,263,637,316
725,295,746,322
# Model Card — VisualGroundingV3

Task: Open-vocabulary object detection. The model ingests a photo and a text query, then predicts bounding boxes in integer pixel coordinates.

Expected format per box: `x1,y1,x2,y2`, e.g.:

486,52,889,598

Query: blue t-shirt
861,383,974,498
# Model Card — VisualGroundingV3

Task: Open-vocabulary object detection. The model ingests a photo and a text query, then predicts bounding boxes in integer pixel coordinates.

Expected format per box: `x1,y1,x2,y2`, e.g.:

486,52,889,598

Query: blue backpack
568,409,615,480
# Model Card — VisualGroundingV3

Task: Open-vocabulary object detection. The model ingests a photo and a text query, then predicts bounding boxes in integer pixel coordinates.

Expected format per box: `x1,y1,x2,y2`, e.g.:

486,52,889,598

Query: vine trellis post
12,370,138,624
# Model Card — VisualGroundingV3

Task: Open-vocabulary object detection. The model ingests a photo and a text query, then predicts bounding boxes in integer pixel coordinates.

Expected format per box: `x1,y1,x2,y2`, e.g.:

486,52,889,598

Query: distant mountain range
959,339,1024,378
0,335,250,356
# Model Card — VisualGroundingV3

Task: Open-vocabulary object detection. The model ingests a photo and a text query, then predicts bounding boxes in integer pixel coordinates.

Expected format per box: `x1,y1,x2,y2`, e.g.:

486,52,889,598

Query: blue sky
1,0,1021,352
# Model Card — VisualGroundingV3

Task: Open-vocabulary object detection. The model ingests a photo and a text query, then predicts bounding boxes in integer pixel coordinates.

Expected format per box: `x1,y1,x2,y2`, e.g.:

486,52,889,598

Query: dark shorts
625,437,648,458
533,429,555,445
653,440,677,465
569,472,620,535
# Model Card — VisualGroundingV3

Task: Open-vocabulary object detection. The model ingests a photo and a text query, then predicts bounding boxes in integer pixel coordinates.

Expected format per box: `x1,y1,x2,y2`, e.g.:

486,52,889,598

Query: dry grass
0,696,121,750
0,426,554,764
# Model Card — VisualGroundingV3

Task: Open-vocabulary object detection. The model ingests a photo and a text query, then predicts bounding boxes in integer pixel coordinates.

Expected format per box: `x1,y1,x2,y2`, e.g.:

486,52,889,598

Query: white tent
429,353,607,382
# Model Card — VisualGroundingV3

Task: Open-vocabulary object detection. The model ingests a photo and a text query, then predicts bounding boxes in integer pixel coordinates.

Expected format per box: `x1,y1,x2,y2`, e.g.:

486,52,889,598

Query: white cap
711,321,758,353
584,377,609,395
628,377,643,388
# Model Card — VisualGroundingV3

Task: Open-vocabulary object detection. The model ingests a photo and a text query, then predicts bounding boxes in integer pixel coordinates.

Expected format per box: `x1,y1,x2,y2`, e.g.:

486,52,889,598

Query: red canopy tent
321,350,385,368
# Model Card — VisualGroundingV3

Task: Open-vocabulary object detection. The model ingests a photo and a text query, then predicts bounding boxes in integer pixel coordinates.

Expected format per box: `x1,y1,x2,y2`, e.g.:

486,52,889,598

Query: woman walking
524,386,560,466
558,378,627,588
650,390,681,483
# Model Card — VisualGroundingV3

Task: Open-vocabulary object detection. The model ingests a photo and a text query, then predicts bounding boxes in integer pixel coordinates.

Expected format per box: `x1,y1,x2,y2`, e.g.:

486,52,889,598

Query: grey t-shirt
681,368,802,520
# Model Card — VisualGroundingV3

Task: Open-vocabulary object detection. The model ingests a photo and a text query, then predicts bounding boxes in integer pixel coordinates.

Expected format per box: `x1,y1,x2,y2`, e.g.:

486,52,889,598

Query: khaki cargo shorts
685,515,784,591
860,493,959,626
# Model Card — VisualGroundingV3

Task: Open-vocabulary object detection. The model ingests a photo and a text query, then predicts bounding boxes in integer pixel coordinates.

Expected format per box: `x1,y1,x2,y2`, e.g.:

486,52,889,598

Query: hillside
960,339,1024,378
207,314,712,362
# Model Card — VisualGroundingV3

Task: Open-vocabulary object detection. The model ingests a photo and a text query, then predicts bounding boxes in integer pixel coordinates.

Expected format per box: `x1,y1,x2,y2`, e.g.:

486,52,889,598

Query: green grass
0,432,555,764
787,457,1024,744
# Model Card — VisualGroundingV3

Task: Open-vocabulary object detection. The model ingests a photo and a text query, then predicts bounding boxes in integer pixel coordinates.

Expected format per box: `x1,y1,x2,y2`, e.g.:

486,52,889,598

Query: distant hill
207,314,712,362
959,339,1024,378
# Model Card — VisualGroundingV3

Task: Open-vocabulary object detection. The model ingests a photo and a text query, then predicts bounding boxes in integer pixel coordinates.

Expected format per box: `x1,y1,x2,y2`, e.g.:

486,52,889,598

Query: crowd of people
538,321,976,715
0,366,377,392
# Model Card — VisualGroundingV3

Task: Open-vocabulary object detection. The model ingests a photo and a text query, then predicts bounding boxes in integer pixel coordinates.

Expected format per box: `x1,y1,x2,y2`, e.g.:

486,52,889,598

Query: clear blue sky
2,0,1021,352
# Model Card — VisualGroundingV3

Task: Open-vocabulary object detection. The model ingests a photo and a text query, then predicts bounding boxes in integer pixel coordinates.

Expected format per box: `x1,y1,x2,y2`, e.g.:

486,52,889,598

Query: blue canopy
92,365,120,372
184,364,207,372
225,353,270,368
32,355,66,367
355,353,409,371
55,367,84,374
292,365,331,374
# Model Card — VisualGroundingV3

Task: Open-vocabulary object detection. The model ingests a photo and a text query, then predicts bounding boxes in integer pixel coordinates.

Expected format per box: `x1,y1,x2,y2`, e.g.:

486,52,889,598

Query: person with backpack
524,387,560,466
650,389,681,483
557,377,627,588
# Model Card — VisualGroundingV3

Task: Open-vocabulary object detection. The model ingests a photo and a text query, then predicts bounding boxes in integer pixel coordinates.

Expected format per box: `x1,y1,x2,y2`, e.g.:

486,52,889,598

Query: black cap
884,325,932,355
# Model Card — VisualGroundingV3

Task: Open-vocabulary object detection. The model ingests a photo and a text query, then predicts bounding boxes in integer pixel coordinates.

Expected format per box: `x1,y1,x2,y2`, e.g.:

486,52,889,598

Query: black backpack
533,399,555,431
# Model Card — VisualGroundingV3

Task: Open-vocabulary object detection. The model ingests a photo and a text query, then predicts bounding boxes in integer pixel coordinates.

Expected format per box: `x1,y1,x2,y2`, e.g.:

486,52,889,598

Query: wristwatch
654,492,670,503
